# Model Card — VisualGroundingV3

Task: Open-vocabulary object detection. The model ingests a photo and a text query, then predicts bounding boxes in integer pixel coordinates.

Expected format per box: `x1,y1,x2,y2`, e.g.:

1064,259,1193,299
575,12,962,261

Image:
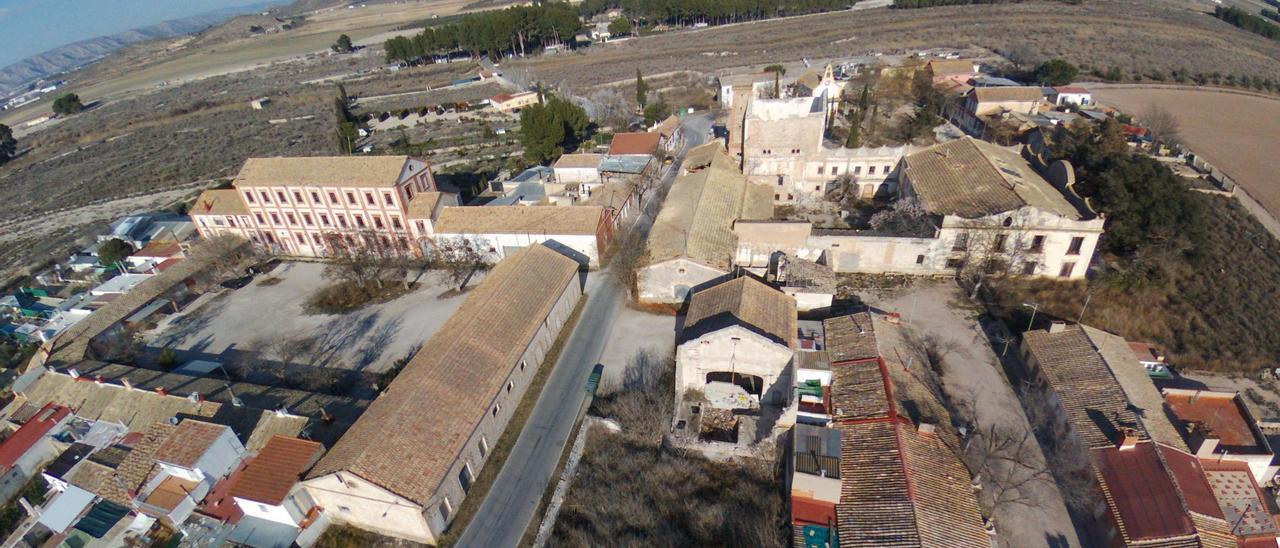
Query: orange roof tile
229,436,323,505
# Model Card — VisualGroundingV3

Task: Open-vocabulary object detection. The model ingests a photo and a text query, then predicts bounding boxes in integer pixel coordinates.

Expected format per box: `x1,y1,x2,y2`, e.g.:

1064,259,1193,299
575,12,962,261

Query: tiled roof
652,115,681,139
435,205,603,235
1158,444,1223,520
1090,442,1198,545
607,132,661,156
927,59,978,77
233,156,414,188
308,244,580,506
553,153,604,169
646,149,773,269
191,189,248,217
1023,325,1146,449
132,241,183,259
1202,461,1280,539
823,313,877,364
1080,326,1187,451
836,420,918,547
973,86,1044,103
0,403,69,470
681,277,796,349
1054,86,1091,94
404,191,446,220
229,435,323,505
902,138,1084,219
153,419,227,468
116,422,176,495
682,141,723,173
68,460,133,506
830,361,889,422
899,426,990,547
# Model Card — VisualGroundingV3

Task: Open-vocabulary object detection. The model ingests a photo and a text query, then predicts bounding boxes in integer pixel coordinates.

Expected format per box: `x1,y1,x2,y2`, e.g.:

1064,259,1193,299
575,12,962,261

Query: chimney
121,378,132,391
156,387,167,397
1048,321,1068,334
67,368,80,379
1118,428,1139,451
918,423,936,437
94,376,103,385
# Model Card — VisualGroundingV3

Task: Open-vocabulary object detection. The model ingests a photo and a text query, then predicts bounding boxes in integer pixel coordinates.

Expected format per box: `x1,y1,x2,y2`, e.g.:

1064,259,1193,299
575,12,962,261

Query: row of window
759,148,804,155
952,234,1086,256
941,257,1077,277
246,209,413,232
242,186,410,210
443,359,529,525
815,164,894,177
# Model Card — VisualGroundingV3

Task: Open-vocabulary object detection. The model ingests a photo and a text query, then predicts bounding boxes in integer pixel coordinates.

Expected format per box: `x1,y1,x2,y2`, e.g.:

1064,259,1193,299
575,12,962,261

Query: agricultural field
512,0,1280,89
1091,86,1280,220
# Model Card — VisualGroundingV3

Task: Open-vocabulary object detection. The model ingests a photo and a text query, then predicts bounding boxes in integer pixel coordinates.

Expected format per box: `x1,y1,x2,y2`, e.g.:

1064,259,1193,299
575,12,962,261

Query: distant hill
0,2,281,98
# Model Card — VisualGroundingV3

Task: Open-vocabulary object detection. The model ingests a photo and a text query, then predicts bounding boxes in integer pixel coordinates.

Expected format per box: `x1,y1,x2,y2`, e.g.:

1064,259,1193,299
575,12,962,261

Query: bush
305,279,416,314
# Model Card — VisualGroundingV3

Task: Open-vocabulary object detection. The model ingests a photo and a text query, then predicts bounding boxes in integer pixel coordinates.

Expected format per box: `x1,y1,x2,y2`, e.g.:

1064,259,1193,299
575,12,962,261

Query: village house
300,244,582,544
949,86,1046,137
552,153,604,186
1162,388,1278,485
794,311,988,546
650,115,684,155
1050,86,1093,107
489,91,539,112
675,276,797,409
0,403,72,499
201,435,326,548
192,156,453,257
1021,323,1280,547
433,205,610,267
638,144,773,303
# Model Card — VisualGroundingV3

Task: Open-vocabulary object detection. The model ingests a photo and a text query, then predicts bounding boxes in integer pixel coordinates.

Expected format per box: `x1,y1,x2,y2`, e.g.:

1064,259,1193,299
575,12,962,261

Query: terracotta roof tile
1090,442,1198,544
902,138,1084,219
404,191,447,220
607,132,661,156
233,156,414,188
682,277,796,349
153,420,228,468
435,205,603,235
228,436,323,505
823,313,877,364
191,189,248,217
308,244,580,505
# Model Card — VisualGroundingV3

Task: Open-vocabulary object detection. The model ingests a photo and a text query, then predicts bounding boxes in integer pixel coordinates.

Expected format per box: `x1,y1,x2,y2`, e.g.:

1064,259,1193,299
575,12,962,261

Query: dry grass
550,353,788,547
513,0,1280,89
987,196,1280,373
304,279,418,315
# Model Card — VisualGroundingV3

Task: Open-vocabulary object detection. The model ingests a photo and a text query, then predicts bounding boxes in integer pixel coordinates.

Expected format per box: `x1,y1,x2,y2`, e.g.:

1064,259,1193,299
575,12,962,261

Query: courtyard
143,261,475,379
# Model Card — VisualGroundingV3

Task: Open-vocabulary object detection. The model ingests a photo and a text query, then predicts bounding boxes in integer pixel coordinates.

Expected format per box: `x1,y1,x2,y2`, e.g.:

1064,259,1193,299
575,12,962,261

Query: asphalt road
455,115,711,547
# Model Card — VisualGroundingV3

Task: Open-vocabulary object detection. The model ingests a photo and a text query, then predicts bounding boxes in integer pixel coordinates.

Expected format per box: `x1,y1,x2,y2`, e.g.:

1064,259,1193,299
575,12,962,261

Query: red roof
608,132,661,156
0,403,70,470
133,241,183,259
154,257,183,272
791,495,836,526
1054,86,1091,94
1122,124,1149,137
1091,441,1197,542
227,436,323,505
491,93,515,103
1164,391,1263,451
1128,341,1163,363
1157,445,1223,519
200,460,249,524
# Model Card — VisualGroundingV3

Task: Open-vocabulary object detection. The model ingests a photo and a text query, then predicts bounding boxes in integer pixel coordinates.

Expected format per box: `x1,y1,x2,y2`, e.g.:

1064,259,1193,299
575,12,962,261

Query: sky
0,0,273,68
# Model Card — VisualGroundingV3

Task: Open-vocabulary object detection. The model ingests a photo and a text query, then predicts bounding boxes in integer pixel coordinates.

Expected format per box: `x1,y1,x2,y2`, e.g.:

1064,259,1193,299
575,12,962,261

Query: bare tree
321,230,413,290
1141,104,1180,150
586,87,631,129
606,225,649,300
1005,42,1043,71
965,423,1054,515
427,238,491,290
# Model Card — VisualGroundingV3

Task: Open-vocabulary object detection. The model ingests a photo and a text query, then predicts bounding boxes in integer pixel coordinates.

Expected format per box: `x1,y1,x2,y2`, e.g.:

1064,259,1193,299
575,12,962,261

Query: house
434,205,609,267
0,403,72,496
739,93,911,203
133,419,246,525
552,153,604,185
607,131,662,158
817,314,989,547
202,435,325,548
125,241,185,271
597,155,653,183
650,115,684,154
950,86,1046,136
1050,86,1093,106
88,273,153,296
300,244,582,544
192,156,450,257
489,91,539,112
1021,323,1279,547
1162,389,1277,484
790,423,840,544
676,276,796,409
740,138,1104,280
769,254,835,312
250,98,271,110
638,145,773,303
927,58,980,86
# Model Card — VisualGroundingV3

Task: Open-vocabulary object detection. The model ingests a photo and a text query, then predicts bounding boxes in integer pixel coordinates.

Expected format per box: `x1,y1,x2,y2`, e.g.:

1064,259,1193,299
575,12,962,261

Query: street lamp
1022,302,1040,332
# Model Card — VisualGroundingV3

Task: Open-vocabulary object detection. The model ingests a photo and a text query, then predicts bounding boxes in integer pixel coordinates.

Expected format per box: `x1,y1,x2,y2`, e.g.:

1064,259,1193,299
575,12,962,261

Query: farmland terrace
511,0,1280,89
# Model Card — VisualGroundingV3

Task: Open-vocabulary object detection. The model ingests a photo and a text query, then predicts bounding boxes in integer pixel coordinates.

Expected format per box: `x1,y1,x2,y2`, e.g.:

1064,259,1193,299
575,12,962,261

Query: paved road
456,115,711,547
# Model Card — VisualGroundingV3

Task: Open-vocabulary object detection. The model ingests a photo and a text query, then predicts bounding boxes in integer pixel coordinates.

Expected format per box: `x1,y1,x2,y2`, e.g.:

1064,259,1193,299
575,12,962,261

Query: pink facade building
191,156,457,257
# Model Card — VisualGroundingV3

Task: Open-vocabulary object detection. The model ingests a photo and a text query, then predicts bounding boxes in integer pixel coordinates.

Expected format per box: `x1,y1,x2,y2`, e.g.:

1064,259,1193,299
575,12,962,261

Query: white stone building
735,138,1104,280
676,276,797,407
433,205,609,267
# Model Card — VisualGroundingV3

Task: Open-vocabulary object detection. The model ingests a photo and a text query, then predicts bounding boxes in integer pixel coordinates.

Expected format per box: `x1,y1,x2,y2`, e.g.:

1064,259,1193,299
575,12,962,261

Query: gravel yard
145,261,477,374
